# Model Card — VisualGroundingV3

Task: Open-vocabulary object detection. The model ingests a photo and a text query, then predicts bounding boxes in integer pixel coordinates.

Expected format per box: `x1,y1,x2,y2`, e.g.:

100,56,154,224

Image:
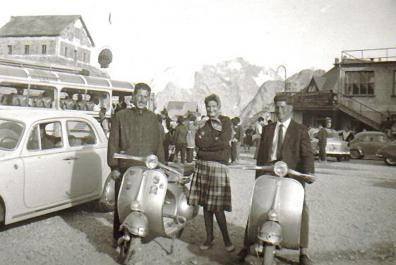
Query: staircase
336,95,385,130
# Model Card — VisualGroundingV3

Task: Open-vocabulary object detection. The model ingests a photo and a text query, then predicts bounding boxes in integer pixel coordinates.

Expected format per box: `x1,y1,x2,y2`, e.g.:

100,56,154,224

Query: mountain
240,69,325,125
155,57,282,116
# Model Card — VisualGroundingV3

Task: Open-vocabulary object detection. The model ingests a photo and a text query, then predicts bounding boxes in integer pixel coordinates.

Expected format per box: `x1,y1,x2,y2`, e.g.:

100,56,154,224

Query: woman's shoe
225,244,235,252
199,239,214,250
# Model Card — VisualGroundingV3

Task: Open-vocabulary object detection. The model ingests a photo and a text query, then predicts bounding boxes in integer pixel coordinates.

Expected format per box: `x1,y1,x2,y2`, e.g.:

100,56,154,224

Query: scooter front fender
120,212,149,238
258,221,282,245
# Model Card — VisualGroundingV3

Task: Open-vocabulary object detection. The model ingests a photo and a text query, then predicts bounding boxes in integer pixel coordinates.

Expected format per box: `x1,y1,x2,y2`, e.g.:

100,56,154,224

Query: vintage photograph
0,0,395,264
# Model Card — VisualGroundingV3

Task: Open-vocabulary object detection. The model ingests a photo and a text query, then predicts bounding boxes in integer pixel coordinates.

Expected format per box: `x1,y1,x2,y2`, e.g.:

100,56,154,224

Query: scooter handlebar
113,153,145,162
287,168,316,184
228,164,316,184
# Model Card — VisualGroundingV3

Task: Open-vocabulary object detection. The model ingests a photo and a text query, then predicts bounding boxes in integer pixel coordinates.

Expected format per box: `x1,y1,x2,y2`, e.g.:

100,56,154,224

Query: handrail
341,47,396,62
338,94,386,124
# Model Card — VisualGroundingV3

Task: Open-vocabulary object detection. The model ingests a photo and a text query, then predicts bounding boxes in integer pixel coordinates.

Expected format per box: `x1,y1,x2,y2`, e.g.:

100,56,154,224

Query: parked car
310,128,350,161
0,109,113,226
349,131,391,159
376,140,396,166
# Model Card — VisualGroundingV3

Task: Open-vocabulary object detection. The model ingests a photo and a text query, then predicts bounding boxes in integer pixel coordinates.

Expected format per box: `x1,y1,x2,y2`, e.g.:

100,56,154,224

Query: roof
321,66,340,91
0,108,98,125
304,76,327,92
0,62,133,90
0,15,95,46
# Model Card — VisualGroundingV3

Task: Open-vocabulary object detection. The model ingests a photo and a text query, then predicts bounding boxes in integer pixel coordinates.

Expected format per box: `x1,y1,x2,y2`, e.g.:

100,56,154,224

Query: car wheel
385,157,396,166
350,150,363,159
344,155,350,161
336,156,342,162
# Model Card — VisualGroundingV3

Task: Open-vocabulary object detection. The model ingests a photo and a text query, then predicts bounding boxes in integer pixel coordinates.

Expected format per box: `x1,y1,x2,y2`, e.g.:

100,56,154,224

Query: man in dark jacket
239,94,315,265
174,116,188,163
107,83,164,244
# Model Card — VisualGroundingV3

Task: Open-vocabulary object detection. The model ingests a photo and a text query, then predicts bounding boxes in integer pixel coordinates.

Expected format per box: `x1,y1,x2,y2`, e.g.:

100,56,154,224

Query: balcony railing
341,47,396,63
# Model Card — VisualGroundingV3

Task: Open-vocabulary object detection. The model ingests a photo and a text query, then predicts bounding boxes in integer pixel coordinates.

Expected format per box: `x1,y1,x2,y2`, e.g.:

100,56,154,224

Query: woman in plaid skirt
187,94,235,252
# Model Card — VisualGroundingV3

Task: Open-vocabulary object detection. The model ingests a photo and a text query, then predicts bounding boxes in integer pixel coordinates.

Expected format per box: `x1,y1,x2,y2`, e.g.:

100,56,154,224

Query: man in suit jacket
239,94,315,265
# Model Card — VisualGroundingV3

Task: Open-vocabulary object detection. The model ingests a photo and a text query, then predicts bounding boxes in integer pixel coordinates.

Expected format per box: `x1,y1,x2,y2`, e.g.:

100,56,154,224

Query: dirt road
0,156,395,265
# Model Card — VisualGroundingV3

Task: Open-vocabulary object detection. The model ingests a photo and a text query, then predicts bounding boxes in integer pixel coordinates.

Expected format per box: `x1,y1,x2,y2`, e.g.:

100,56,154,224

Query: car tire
336,156,342,162
385,157,396,166
350,150,363,159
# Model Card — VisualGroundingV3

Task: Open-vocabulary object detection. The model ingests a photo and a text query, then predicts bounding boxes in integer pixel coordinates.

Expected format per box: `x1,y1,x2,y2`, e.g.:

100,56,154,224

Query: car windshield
0,119,24,150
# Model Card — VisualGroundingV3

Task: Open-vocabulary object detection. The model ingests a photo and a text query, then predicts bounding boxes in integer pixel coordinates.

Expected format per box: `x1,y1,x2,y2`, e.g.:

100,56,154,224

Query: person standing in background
253,117,265,159
230,117,242,163
186,120,196,163
174,116,188,163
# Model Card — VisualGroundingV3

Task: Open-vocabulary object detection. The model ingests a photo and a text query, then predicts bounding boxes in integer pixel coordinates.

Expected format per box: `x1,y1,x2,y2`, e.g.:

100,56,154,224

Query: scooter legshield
247,175,305,249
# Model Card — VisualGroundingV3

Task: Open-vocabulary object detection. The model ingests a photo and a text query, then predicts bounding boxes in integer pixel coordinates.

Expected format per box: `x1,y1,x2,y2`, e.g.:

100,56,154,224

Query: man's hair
134,83,151,95
257,117,264,122
274,94,293,105
204,93,221,107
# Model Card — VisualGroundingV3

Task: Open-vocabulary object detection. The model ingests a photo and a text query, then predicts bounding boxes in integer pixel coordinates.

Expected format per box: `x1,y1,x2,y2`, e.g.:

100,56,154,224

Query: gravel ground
0,153,395,265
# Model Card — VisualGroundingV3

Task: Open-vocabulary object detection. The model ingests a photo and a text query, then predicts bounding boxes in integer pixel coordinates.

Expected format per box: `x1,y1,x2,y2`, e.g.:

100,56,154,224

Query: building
0,15,105,77
166,101,199,120
279,47,396,131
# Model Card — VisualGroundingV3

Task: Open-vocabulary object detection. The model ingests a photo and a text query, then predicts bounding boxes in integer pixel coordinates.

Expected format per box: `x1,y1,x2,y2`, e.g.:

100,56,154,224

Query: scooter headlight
145,155,159,169
274,161,288,177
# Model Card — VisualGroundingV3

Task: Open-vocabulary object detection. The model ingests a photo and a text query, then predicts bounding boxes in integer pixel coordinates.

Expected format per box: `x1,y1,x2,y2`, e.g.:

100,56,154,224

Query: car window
375,135,386,143
0,119,24,150
66,120,97,147
27,122,63,150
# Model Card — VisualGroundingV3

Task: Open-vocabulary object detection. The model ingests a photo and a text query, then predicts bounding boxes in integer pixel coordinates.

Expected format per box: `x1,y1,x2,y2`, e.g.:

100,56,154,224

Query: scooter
232,161,315,265
113,153,199,264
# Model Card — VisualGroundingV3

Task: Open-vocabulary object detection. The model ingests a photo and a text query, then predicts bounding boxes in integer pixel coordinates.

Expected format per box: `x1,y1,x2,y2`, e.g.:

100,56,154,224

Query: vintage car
376,140,396,166
349,131,391,159
310,128,350,161
0,109,113,226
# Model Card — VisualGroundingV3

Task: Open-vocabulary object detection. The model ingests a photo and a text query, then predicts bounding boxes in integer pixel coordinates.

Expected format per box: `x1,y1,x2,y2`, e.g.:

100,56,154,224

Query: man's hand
111,169,121,180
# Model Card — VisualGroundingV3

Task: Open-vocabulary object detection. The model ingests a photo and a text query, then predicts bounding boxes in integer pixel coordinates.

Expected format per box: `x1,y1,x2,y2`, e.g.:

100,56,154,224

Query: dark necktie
276,124,284,160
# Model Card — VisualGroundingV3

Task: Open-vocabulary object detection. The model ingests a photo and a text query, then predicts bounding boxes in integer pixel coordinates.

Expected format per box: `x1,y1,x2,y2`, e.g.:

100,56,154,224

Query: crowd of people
106,83,315,265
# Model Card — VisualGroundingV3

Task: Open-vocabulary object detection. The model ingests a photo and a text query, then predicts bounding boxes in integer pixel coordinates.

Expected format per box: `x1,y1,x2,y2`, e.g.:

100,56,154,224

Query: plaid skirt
187,159,232,212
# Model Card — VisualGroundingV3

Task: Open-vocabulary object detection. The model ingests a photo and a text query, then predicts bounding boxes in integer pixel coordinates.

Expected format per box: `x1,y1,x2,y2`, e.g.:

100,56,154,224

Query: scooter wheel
262,244,275,265
118,235,141,265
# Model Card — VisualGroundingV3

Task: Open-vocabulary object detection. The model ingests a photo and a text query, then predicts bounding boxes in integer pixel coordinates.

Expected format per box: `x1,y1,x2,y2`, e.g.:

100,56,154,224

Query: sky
1,0,395,92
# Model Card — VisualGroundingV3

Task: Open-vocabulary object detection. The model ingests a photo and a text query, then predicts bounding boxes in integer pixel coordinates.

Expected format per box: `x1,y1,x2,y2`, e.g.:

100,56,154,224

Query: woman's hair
204,93,221,107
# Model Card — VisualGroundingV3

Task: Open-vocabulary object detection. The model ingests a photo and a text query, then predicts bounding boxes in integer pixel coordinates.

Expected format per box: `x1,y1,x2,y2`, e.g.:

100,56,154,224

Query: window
27,122,63,150
24,45,30,55
345,71,375,96
64,47,68,57
66,120,97,146
7,45,12,55
42,45,47,55
0,82,56,108
83,52,86,62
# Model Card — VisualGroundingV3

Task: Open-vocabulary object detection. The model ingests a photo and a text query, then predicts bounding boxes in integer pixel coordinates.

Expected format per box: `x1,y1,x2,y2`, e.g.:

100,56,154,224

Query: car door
65,119,102,199
22,120,74,208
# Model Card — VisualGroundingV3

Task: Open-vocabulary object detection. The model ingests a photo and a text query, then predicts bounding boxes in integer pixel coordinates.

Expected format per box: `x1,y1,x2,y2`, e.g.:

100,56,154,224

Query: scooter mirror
274,161,288,177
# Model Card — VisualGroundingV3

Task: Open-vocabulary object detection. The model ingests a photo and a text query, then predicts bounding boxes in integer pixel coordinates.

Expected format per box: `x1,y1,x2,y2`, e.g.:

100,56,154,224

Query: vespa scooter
113,153,199,264
233,161,315,265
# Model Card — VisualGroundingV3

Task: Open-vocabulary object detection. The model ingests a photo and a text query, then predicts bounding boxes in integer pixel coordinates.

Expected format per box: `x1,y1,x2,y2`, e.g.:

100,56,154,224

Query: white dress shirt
270,118,291,161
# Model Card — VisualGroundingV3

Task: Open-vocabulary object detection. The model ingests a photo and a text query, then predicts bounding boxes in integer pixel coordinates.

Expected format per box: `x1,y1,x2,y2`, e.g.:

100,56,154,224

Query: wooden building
280,48,396,131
